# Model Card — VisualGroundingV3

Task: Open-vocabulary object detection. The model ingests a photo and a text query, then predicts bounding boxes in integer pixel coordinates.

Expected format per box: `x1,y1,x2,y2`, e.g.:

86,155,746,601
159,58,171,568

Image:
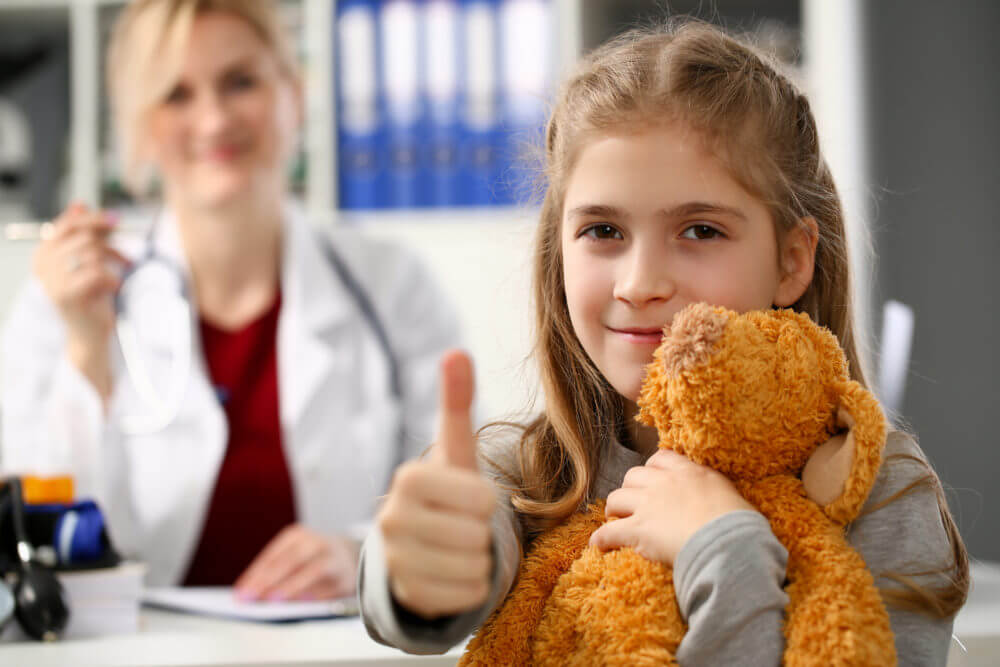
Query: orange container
21,475,74,504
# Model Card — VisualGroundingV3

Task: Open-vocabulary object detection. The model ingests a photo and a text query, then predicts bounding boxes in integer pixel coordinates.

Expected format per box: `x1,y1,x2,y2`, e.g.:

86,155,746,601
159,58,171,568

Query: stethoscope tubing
111,209,406,459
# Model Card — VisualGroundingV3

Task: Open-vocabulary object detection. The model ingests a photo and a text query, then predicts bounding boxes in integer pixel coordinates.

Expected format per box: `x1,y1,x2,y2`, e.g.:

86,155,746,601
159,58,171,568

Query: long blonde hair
508,19,967,618
106,0,298,196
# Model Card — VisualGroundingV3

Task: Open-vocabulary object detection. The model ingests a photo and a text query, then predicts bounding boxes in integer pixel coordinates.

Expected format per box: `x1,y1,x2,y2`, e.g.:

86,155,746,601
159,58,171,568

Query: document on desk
142,587,359,623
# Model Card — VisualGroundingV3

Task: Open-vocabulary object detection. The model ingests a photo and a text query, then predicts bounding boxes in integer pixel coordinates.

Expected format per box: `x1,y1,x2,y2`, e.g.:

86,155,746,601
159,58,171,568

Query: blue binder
422,0,462,207
380,0,426,208
496,0,551,206
458,0,502,206
336,0,383,210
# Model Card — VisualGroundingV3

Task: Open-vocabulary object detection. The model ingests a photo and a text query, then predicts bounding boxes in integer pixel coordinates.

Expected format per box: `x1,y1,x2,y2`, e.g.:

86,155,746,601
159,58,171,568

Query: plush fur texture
460,304,896,666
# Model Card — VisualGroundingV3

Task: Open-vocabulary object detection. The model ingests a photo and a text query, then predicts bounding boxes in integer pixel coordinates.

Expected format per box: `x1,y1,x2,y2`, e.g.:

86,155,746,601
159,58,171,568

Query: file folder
380,0,426,208
336,0,382,210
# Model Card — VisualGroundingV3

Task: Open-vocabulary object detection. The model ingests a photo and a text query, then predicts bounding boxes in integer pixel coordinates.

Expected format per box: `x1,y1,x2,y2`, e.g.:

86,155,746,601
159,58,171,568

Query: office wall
864,1,1000,559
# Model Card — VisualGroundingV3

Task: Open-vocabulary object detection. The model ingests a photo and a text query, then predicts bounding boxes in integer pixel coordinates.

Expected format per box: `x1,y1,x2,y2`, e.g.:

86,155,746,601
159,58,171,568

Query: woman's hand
234,524,360,601
376,350,495,620
590,449,755,565
33,202,129,397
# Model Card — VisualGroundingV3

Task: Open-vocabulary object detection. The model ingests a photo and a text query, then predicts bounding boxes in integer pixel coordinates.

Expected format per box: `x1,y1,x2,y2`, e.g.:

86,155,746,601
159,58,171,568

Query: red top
182,291,297,586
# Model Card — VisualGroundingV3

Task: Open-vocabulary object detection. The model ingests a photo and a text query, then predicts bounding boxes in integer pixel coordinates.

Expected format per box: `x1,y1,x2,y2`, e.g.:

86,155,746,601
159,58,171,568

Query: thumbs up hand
377,350,496,619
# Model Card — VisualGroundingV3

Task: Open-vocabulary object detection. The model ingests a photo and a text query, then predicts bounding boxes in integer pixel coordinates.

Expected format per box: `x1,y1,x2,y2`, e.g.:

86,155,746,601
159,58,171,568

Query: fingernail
266,591,287,602
300,592,316,601
235,589,254,602
105,211,119,225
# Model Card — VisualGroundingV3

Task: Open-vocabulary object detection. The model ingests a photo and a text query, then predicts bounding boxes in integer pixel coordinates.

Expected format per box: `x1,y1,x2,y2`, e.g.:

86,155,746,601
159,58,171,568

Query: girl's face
146,12,300,210
560,123,816,402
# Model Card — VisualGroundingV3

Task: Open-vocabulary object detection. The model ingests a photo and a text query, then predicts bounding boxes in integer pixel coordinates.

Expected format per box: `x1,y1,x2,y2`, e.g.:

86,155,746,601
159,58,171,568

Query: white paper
142,587,358,623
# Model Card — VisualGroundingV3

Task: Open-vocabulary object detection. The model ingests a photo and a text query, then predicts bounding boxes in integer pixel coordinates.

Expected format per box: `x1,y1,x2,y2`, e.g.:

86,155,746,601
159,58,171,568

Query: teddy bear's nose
661,303,729,376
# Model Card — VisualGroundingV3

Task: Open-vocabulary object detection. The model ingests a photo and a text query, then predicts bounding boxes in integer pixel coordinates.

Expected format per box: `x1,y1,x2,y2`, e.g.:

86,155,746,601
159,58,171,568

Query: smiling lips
609,326,665,345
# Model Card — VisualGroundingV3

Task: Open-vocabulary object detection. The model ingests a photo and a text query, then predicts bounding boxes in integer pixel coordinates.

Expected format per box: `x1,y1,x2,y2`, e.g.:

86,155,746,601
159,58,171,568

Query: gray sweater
359,431,959,665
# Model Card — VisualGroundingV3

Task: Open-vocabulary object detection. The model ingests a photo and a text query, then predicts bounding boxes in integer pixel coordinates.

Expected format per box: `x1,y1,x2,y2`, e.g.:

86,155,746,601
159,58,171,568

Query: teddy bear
459,303,896,666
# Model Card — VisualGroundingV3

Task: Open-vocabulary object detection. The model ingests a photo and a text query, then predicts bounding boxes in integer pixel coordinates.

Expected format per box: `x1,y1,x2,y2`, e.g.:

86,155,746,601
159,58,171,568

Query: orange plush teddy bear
460,303,896,666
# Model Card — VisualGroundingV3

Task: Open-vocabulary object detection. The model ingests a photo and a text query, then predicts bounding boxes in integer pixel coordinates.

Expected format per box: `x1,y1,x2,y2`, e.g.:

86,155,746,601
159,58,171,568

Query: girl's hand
590,449,755,565
802,431,853,506
33,203,129,396
234,524,359,601
376,351,495,619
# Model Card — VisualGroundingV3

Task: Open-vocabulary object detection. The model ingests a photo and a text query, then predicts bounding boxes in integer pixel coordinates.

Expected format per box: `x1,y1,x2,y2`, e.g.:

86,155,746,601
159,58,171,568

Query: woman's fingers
235,526,313,597
50,209,116,243
235,527,359,602
277,560,348,601
66,265,120,301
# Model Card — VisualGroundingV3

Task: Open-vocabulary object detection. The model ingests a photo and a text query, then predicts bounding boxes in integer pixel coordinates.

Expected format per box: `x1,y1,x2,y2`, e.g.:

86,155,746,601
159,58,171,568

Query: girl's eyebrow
565,204,627,221
565,201,747,222
659,201,748,221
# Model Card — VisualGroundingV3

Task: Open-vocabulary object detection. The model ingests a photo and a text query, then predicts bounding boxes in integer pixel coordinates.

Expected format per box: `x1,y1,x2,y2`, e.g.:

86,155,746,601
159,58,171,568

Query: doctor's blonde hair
106,0,299,196
502,19,968,619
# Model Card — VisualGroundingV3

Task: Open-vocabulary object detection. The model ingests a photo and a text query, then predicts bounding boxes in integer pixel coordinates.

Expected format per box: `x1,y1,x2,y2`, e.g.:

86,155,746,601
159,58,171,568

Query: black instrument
2,478,70,641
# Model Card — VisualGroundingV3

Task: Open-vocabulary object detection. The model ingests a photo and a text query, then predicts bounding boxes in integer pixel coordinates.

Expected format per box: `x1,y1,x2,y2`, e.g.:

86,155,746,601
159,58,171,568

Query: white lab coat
0,203,462,585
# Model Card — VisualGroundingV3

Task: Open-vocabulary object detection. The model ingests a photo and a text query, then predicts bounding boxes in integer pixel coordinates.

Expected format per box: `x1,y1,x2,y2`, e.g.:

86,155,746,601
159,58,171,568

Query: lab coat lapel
278,205,353,430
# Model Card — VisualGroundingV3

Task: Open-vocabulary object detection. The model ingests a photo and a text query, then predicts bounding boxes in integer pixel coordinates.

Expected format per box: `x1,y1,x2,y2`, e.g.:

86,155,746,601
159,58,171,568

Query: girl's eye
680,224,723,240
581,224,623,241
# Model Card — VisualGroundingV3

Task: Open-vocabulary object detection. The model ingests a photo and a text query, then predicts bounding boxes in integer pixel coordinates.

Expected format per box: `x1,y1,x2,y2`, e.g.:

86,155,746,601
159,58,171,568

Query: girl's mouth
608,326,665,345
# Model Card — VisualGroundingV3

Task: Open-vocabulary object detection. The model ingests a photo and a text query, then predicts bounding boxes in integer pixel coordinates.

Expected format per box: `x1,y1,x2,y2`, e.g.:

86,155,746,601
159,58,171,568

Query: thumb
436,349,478,471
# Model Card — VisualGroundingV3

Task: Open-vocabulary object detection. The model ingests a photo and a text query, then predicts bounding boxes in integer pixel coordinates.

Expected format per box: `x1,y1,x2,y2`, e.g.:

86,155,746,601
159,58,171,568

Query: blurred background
0,0,997,628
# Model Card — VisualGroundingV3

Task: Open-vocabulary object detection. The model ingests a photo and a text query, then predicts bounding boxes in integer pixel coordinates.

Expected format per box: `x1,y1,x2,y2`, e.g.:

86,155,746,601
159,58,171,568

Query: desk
0,610,466,666
3,562,999,666
948,562,1000,667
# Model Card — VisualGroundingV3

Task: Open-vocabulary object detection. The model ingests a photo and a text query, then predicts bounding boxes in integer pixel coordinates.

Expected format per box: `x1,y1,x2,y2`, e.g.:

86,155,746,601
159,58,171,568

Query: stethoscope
113,210,404,458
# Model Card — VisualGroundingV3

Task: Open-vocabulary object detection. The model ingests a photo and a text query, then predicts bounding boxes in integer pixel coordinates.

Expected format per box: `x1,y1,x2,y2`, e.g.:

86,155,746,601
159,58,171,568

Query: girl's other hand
802,431,852,506
234,524,359,601
33,202,130,396
591,449,755,565
376,350,495,619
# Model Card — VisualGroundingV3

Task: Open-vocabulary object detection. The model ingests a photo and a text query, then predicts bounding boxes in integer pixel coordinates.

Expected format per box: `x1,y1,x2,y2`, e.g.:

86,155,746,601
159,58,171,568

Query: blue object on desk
24,500,116,567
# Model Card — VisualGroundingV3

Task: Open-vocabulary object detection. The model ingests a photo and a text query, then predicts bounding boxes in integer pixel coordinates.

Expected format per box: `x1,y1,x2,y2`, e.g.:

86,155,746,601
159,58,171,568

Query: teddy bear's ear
817,380,888,525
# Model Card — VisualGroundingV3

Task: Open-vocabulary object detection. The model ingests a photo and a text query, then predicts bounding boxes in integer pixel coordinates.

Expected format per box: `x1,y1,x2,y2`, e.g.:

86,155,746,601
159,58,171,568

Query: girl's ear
816,381,887,525
774,217,819,307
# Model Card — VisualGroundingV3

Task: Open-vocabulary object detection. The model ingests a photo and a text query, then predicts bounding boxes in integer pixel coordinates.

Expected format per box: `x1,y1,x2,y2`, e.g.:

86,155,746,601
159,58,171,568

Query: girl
1,0,460,600
360,20,968,664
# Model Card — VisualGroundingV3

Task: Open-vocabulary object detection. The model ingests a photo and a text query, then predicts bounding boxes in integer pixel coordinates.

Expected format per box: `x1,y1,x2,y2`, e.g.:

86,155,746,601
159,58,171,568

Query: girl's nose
613,246,675,307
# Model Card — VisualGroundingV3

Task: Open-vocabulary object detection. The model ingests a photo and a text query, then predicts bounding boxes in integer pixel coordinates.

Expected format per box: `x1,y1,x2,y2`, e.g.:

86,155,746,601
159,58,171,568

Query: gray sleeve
847,432,960,666
673,510,789,667
358,434,523,654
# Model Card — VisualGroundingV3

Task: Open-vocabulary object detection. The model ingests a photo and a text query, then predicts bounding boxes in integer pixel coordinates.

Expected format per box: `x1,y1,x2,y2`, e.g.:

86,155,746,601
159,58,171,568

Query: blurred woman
1,0,461,601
